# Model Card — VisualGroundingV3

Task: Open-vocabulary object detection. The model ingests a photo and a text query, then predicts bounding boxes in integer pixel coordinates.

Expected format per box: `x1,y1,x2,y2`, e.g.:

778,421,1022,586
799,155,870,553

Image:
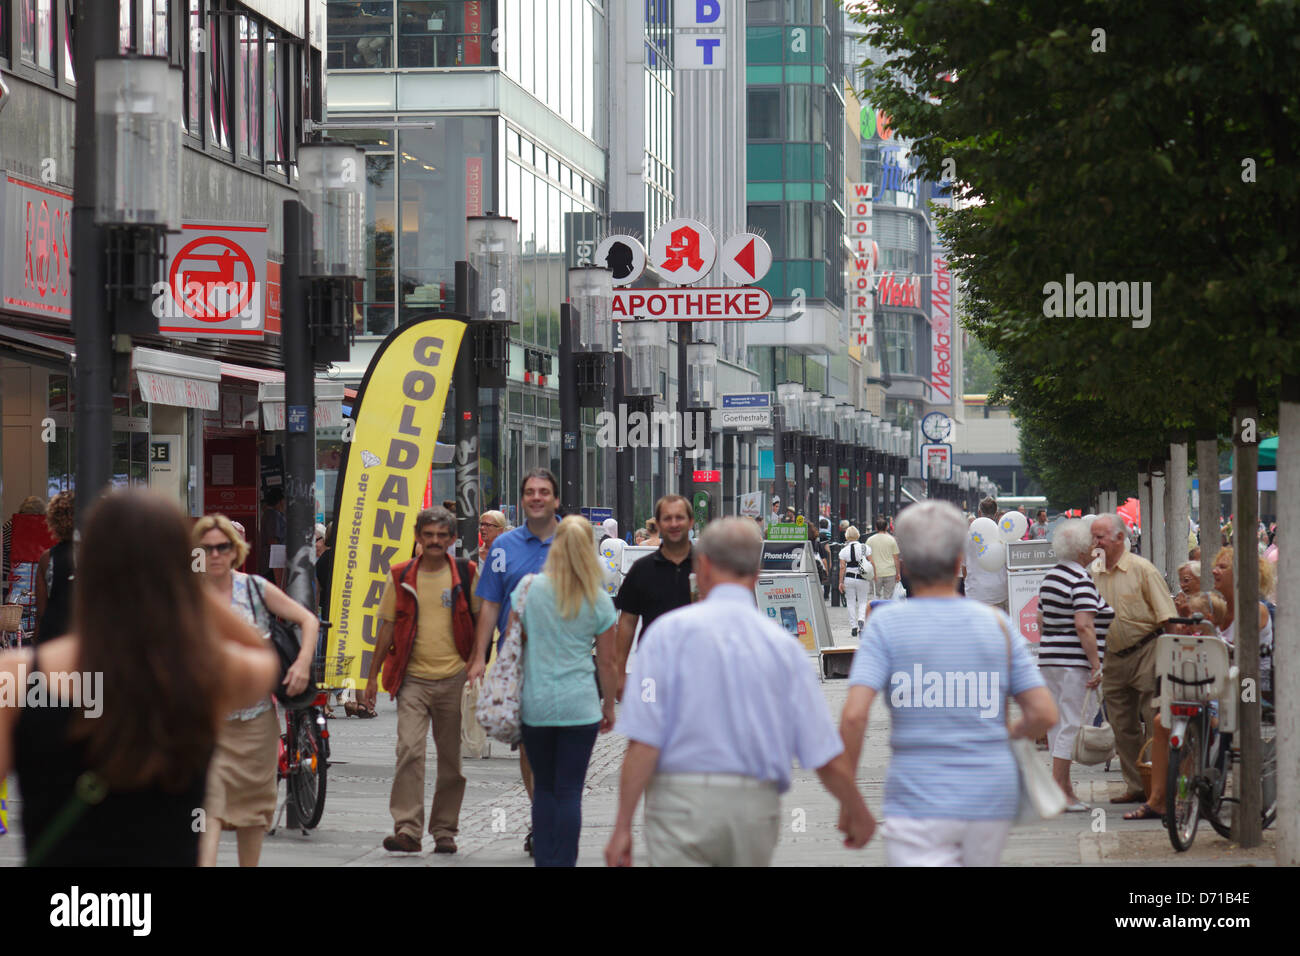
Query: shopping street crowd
0,474,1278,865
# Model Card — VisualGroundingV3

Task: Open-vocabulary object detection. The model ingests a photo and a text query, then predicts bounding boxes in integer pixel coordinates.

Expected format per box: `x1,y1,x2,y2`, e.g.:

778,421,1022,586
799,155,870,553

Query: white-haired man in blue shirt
606,517,874,867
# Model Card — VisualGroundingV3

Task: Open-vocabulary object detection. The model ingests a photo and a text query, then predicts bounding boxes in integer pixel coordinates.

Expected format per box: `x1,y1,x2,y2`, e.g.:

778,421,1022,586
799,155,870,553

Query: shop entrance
204,435,259,572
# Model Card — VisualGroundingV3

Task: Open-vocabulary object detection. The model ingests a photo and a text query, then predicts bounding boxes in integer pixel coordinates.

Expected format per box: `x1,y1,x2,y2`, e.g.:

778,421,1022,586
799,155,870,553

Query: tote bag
475,574,535,745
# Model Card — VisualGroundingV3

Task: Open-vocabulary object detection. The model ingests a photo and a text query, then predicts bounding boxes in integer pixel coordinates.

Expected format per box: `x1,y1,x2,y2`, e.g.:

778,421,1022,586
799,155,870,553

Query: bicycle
270,629,349,834
1159,617,1276,852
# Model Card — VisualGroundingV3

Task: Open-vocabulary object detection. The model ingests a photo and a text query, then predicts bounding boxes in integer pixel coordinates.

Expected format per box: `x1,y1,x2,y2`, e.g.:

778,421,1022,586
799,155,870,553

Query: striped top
1037,561,1114,669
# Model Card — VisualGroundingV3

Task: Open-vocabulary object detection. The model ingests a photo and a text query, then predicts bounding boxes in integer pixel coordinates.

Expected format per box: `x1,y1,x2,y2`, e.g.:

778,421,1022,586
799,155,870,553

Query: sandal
1123,804,1162,821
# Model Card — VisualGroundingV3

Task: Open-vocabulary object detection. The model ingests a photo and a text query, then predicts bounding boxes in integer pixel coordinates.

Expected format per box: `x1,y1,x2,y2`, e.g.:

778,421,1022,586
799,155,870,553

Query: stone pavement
0,600,1275,866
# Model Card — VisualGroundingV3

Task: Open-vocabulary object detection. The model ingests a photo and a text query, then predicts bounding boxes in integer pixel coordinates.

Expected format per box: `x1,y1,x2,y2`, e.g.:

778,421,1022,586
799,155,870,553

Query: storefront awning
133,347,221,410
256,381,346,430
0,326,75,373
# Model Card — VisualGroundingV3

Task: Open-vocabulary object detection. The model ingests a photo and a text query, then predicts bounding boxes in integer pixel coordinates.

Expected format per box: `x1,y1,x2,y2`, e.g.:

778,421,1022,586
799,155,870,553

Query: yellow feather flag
0,777,8,834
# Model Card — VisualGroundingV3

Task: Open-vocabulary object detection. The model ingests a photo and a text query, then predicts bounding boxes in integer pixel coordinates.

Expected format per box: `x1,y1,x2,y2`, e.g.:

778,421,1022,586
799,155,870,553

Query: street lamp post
776,383,806,520
77,50,181,518
855,410,871,529
560,266,614,513
621,320,668,531
685,340,719,521
800,392,822,521
454,215,518,547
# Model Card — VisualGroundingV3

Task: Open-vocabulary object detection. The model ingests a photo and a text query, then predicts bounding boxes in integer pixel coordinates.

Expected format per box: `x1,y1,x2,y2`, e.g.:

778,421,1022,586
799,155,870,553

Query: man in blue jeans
468,468,560,855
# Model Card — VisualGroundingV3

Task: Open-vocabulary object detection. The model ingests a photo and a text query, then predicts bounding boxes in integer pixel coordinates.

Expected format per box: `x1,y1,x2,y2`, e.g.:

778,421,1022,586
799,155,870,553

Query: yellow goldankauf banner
323,317,466,692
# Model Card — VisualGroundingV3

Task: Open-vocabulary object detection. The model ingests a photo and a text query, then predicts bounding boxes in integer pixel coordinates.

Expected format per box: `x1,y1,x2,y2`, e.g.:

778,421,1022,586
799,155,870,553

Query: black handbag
248,576,318,709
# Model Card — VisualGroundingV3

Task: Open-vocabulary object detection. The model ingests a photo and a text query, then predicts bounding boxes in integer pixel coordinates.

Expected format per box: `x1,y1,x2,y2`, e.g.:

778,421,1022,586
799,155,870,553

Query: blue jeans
520,722,599,867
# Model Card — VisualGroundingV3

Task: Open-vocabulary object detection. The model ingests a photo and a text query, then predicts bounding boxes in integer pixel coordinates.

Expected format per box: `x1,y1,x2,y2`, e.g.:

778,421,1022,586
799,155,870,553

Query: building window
237,15,261,160
881,312,917,376
185,0,201,133
331,130,396,336
266,25,285,166
747,204,783,257
327,0,393,69
141,0,167,55
207,3,231,151
61,0,73,81
747,88,781,139
396,0,497,68
20,0,54,70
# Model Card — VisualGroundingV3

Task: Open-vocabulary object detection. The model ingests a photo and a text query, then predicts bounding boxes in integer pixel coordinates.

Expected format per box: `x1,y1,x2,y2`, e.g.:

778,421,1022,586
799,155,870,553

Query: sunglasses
201,541,234,555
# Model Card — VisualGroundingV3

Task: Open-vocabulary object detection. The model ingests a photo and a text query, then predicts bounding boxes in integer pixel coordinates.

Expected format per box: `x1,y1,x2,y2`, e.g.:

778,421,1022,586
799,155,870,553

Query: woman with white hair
839,501,1058,866
1036,519,1114,810
837,527,872,637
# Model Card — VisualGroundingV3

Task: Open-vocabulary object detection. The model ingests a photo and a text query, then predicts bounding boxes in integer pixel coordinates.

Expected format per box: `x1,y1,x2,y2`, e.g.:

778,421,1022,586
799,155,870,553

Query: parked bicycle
1159,616,1277,852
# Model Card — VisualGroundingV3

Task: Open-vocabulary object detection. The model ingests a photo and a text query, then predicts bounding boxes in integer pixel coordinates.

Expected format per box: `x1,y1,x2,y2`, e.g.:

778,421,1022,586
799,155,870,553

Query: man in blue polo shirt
467,467,560,856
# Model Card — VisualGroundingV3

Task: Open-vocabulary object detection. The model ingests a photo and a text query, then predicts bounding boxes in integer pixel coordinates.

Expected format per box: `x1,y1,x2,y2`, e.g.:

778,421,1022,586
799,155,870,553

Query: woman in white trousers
837,527,872,638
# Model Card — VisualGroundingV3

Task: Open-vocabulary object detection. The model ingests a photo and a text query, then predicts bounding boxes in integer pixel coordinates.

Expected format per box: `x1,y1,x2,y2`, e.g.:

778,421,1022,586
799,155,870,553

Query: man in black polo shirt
614,493,695,701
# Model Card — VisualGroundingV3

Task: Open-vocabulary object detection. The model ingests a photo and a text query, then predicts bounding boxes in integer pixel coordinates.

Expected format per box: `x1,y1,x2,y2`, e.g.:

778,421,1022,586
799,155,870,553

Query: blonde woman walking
194,514,319,866
512,515,619,866
837,526,872,637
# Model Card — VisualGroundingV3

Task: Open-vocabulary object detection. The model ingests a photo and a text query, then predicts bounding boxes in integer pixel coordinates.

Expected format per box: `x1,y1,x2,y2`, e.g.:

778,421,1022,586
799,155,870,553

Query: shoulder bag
1072,684,1115,766
851,543,875,580
998,615,1066,823
249,575,318,709
475,573,536,745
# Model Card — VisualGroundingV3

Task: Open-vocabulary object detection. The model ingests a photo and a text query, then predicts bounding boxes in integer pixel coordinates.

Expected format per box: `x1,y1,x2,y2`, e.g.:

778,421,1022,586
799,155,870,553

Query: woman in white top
837,527,872,637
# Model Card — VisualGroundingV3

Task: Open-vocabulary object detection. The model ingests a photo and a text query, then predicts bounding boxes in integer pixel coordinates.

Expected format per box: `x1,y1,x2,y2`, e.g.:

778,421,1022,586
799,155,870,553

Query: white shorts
1041,666,1097,761
881,816,1012,867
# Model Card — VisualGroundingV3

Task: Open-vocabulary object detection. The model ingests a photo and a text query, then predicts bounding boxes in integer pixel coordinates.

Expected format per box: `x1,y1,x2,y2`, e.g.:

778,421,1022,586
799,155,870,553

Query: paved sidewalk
0,602,1274,866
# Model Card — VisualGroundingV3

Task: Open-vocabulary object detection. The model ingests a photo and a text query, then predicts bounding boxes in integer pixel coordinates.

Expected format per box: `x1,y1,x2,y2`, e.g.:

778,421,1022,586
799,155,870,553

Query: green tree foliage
851,0,1300,493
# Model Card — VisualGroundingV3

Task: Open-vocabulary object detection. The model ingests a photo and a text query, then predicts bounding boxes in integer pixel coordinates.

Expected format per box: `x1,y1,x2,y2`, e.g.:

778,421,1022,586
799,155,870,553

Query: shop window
20,0,54,70
327,0,392,69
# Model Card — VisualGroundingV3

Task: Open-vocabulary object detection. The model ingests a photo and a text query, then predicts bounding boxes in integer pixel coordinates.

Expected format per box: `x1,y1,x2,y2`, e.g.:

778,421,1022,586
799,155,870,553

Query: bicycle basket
0,605,22,632
1156,634,1231,727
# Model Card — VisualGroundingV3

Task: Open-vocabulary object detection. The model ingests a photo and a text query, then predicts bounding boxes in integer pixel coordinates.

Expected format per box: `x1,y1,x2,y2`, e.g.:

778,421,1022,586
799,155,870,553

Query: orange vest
380,556,477,696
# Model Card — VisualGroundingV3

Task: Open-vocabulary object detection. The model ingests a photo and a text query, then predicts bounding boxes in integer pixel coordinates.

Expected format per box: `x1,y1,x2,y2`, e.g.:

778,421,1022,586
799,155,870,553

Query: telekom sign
931,255,953,402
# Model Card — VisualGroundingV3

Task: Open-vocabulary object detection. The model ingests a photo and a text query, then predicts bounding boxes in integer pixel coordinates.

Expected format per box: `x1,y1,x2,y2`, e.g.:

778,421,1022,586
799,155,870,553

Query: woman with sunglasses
193,514,319,866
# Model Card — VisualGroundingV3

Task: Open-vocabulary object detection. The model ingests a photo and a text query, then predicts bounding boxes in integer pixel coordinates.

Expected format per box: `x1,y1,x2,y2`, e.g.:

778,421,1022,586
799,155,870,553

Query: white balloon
998,510,1029,542
969,517,1000,555
976,538,1006,572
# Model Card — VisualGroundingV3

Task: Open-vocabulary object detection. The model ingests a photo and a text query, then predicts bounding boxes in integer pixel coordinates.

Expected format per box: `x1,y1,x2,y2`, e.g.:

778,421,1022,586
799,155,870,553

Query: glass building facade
326,0,612,519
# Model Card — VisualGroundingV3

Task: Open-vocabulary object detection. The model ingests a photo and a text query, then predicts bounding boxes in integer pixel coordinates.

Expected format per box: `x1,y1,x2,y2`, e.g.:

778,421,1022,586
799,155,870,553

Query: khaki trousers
391,671,467,842
644,774,781,867
1102,638,1158,794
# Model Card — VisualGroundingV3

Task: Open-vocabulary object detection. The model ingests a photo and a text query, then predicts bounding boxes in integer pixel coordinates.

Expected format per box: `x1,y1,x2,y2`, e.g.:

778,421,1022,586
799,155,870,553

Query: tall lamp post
560,266,614,513
685,340,719,521
78,52,181,517
800,391,822,521
776,383,806,519
619,320,667,533
454,215,518,547
833,403,853,527
854,410,871,529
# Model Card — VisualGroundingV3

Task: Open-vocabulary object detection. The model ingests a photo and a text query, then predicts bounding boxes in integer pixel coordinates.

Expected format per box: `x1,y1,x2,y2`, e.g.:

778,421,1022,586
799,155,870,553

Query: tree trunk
1276,377,1299,864
1138,467,1151,556
1232,385,1262,847
1151,458,1167,581
1169,443,1189,585
1197,435,1219,594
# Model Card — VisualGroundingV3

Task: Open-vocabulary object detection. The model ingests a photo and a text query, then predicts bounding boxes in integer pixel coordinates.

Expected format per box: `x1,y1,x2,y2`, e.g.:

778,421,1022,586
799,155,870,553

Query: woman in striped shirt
1036,520,1115,810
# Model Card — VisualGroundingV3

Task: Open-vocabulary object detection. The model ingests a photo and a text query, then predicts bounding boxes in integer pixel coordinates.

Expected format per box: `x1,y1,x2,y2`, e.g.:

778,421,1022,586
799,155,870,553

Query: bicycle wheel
1166,716,1202,852
1262,731,1277,830
1206,730,1234,840
290,710,327,829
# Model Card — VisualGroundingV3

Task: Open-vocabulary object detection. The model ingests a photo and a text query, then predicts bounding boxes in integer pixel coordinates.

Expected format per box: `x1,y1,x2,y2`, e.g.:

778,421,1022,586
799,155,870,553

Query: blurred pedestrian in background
1,491,276,866
195,513,319,866
866,516,900,599
837,526,872,637
34,491,76,646
515,515,619,866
